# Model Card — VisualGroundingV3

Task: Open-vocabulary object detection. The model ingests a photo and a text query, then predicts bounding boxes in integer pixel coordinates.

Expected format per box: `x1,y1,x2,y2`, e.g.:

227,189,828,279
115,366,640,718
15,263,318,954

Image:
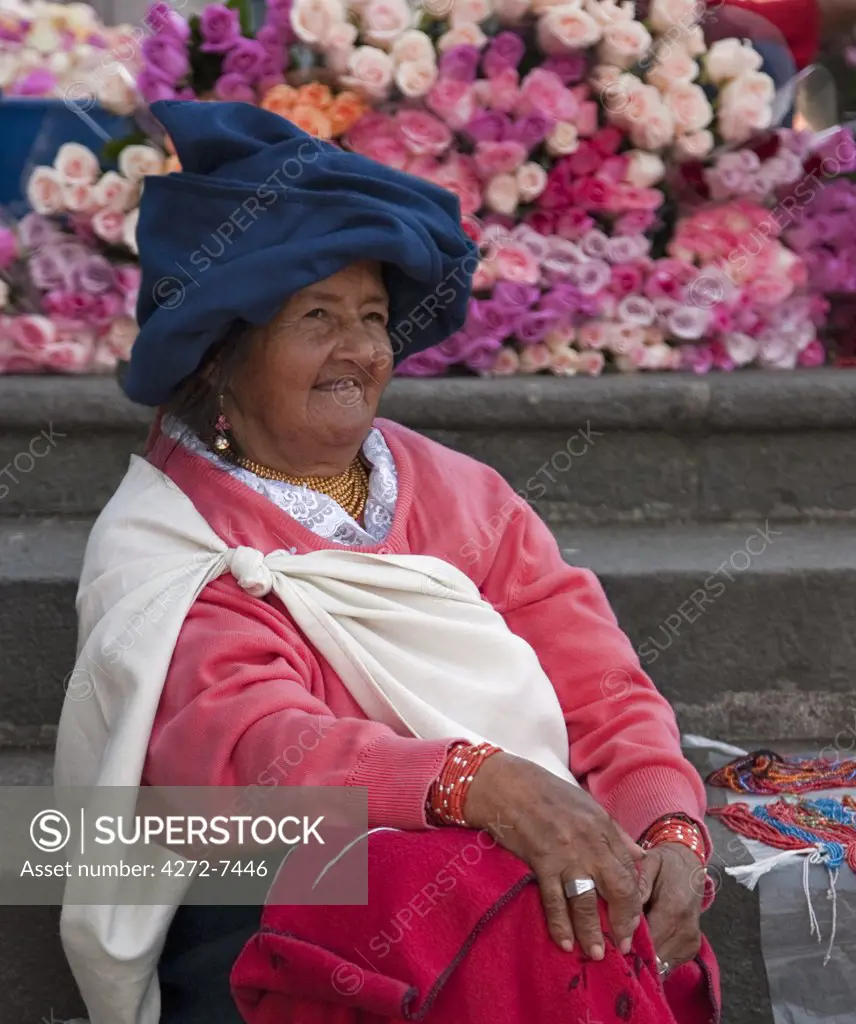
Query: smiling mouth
315,377,362,392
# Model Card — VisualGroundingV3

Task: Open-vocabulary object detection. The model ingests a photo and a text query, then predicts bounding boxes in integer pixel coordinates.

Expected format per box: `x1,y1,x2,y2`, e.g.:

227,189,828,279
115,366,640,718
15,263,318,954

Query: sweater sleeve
483,500,707,843
144,576,454,830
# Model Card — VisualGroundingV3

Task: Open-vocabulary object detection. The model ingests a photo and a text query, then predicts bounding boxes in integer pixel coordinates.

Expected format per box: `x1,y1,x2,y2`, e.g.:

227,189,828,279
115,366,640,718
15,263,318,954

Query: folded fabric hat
124,100,478,406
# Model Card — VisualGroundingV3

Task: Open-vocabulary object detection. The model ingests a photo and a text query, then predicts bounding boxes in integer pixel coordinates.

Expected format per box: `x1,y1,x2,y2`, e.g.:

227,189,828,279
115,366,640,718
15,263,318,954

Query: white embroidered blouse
163,416,398,546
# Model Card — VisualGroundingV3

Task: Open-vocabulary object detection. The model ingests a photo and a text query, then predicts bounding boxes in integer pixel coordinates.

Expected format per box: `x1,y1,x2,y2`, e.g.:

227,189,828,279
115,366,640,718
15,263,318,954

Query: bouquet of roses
0,0,140,112
0,212,138,375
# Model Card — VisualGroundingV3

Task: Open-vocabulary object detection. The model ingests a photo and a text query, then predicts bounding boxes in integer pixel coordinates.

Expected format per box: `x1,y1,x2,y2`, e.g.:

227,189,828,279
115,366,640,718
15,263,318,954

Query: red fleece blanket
231,829,720,1024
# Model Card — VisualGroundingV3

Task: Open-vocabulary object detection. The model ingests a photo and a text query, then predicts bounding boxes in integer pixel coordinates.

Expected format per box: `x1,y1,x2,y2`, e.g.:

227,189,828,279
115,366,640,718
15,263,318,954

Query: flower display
260,81,369,138
0,0,140,112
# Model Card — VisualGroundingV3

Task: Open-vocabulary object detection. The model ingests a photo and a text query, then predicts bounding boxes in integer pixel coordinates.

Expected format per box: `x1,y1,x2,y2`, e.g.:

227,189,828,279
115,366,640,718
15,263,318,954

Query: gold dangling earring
213,394,231,453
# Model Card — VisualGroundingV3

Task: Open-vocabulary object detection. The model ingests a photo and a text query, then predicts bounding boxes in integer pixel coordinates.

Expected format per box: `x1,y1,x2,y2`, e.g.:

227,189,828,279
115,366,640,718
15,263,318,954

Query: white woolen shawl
54,455,576,1024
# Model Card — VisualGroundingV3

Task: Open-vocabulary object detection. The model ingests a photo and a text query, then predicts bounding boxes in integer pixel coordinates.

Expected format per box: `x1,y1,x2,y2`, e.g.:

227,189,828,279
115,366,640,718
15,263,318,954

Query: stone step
3,518,856,745
0,750,86,1023
5,371,856,522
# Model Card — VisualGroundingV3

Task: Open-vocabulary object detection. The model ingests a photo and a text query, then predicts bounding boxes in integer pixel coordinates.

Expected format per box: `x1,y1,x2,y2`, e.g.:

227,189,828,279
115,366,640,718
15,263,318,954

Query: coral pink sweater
144,419,706,840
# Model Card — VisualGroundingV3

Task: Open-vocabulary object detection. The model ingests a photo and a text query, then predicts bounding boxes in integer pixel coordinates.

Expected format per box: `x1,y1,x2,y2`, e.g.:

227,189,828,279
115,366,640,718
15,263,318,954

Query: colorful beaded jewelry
427,741,502,827
640,813,708,865
706,749,856,795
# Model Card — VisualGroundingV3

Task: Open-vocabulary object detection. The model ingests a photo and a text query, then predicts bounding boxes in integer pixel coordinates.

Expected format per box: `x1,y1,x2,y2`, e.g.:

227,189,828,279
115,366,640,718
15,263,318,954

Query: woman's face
226,260,394,471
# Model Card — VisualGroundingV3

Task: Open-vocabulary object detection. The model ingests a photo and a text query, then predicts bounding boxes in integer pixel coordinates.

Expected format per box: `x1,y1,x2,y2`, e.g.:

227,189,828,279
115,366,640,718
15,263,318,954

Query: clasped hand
464,753,703,967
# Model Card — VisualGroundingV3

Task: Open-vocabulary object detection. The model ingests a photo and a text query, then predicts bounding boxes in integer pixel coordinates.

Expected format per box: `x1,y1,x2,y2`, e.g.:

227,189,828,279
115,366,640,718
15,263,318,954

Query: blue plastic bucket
0,97,131,212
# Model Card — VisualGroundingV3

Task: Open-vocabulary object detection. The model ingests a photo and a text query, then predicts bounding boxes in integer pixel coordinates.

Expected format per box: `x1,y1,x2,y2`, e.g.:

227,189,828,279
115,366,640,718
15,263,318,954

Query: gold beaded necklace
232,453,370,521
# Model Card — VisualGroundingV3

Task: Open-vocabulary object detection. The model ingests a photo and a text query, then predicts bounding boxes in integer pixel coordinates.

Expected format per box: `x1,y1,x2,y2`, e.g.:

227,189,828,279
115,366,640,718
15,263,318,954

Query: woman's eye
364,312,387,325
305,308,326,320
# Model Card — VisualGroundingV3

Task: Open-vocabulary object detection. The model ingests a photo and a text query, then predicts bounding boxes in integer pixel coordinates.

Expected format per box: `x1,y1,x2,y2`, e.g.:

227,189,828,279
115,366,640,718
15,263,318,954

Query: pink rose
115,265,142,298
575,101,599,137
798,338,825,368
556,207,594,239
571,176,614,211
607,79,659,128
406,155,441,180
10,314,56,353
578,322,609,349
92,208,129,245
434,155,483,214
748,276,794,306
396,110,453,156
475,140,528,176
89,292,124,328
26,168,64,215
517,69,576,120
489,346,521,376
478,66,519,112
492,0,531,23
495,241,540,284
92,171,137,211
484,173,520,215
518,344,552,374
537,7,601,55
391,29,435,65
450,0,492,24
54,143,100,185
342,46,395,100
517,162,548,201
363,0,412,48
357,132,410,169
396,59,438,97
615,210,656,234
43,336,95,373
427,79,477,129
472,260,497,291
598,21,652,69
290,0,346,46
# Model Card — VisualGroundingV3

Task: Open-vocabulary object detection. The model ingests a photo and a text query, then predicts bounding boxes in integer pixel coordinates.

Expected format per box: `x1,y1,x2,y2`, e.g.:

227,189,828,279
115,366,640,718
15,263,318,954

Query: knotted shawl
54,456,575,1024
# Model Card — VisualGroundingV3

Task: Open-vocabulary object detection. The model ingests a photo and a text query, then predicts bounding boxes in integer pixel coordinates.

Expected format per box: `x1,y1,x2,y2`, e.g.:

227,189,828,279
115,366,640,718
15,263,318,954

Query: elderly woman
55,100,717,1024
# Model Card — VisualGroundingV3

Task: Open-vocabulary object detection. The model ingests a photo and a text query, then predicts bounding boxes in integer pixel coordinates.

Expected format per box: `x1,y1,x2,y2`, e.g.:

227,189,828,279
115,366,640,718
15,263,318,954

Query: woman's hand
464,752,645,960
637,842,704,968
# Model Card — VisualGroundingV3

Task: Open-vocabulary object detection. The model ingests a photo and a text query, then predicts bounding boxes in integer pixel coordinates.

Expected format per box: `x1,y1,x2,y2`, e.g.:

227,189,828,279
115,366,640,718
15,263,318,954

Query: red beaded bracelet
640,814,707,865
427,741,502,826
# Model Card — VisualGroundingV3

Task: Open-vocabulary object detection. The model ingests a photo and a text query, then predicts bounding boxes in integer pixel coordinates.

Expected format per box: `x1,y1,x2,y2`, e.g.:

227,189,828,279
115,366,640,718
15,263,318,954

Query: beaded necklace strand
706,749,856,795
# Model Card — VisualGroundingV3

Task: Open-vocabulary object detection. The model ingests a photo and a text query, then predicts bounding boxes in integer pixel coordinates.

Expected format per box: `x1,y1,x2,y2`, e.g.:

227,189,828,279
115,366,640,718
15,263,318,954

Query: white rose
584,0,635,26
719,70,775,106
598,20,652,68
362,0,412,49
537,6,602,55
703,38,762,83
648,0,700,32
484,173,520,215
390,29,435,65
92,170,137,211
119,145,165,183
450,0,493,25
26,166,64,214
341,46,395,100
646,47,697,90
684,25,706,56
122,208,139,255
517,162,548,201
437,23,488,51
625,150,666,187
290,0,347,47
62,182,95,212
629,107,674,149
663,81,712,133
396,58,438,97
589,63,622,92
546,120,580,156
531,0,571,12
493,0,532,21
62,2,99,31
673,129,714,160
0,279,9,310
54,142,100,184
27,18,61,53
717,96,772,143
92,208,127,245
95,73,138,116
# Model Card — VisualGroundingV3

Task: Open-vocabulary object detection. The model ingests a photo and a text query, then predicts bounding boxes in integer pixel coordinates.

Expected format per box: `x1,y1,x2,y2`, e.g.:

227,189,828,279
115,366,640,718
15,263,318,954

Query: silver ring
656,955,672,977
564,877,597,899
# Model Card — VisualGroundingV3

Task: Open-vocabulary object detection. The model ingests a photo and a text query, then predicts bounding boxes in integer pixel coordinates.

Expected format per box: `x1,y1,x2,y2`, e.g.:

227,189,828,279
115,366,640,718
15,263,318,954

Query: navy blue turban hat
123,100,478,406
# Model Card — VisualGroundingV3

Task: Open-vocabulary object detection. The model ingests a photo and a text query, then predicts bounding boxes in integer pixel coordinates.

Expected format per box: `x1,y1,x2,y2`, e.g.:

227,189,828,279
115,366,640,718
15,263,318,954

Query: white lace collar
162,417,398,547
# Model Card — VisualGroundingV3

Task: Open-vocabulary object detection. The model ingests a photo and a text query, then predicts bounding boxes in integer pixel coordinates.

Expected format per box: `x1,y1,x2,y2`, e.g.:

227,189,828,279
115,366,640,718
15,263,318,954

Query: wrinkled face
226,261,393,468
